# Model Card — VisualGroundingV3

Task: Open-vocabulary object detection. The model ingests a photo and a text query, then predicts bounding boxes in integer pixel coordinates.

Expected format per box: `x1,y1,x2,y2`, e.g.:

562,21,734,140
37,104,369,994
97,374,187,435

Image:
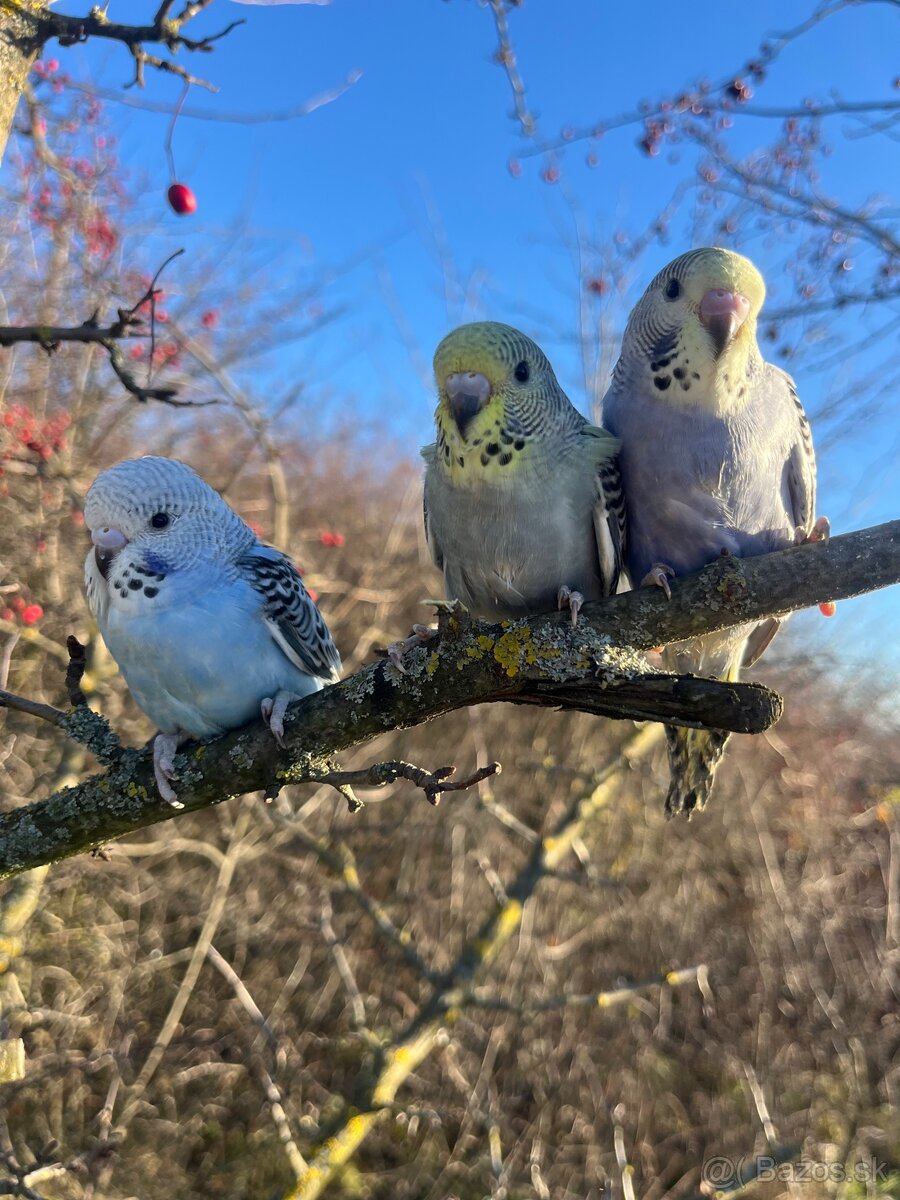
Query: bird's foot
796,517,833,614
557,585,584,627
797,515,831,545
387,624,437,674
261,690,301,750
154,732,185,809
640,562,675,600
421,598,464,614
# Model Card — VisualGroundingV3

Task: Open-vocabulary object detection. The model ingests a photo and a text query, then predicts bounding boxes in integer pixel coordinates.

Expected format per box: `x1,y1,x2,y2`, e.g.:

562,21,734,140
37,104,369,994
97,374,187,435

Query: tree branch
4,1,245,92
0,520,896,880
0,251,206,406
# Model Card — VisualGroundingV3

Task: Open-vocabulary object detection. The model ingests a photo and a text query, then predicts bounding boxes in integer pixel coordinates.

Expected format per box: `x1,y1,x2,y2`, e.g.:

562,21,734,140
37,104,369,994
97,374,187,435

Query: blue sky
27,0,900,669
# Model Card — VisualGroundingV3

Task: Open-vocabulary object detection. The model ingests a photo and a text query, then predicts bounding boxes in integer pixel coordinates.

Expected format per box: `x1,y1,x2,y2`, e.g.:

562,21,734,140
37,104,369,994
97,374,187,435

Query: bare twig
0,250,202,406
308,759,502,807
463,967,704,1012
0,688,67,729
270,823,438,982
487,0,537,139
69,68,364,125
9,2,247,92
205,944,308,1179
64,637,87,709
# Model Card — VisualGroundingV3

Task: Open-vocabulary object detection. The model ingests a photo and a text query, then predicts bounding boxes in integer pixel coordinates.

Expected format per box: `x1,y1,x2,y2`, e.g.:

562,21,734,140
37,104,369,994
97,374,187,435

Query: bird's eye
150,512,170,530
514,361,530,383
664,279,682,301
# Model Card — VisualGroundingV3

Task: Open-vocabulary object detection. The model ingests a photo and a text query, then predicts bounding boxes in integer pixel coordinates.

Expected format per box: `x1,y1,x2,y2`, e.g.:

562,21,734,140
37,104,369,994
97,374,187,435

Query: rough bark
0,3,46,166
0,519,896,879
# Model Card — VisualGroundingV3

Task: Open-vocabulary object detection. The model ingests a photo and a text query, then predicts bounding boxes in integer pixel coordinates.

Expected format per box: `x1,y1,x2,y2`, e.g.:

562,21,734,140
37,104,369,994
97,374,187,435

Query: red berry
21,604,44,626
1,608,14,622
818,601,836,617
201,310,219,329
167,183,197,216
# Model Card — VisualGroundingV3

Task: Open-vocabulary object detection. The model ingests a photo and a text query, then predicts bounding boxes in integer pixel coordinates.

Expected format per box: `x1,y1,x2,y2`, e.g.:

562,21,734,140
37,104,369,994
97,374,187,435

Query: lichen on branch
0,519,896,880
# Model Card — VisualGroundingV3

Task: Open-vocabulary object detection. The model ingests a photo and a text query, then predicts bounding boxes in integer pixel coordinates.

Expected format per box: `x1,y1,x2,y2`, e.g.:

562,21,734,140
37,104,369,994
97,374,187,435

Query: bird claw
153,732,185,809
421,598,466,615
387,625,437,674
797,515,831,545
261,690,300,750
640,562,675,600
557,585,584,627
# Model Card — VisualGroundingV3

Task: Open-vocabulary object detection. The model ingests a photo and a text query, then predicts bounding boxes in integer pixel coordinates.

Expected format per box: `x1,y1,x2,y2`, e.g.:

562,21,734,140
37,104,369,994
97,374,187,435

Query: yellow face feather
431,322,568,486
621,247,767,413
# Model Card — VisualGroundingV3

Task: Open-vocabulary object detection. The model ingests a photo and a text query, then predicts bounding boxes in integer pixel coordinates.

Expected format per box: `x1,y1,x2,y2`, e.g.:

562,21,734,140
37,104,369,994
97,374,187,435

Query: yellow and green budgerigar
602,247,828,817
422,321,624,624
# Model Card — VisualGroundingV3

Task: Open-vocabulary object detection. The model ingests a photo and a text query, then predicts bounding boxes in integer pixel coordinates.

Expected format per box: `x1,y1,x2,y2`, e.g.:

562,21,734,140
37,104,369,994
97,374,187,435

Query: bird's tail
664,725,731,817
664,649,744,817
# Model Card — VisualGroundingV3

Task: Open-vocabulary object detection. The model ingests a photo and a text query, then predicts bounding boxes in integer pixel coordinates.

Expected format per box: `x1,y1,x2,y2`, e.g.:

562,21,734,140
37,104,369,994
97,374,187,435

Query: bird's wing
421,443,445,571
584,425,625,595
239,546,341,683
743,367,817,670
773,365,816,535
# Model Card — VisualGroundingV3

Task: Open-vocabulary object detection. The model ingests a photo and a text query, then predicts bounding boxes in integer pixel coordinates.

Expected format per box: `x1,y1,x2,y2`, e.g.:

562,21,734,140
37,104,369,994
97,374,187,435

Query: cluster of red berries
319,532,345,548
2,404,70,461
1,596,44,626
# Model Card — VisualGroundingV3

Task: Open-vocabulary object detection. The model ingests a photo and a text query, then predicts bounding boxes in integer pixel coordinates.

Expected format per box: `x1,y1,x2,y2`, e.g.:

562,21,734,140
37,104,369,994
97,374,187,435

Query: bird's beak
91,526,128,579
444,371,492,438
699,289,751,357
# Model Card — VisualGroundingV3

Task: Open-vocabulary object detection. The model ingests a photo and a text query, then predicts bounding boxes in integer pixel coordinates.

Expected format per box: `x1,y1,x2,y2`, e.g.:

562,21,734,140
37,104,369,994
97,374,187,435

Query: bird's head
617,247,766,412
432,321,577,483
84,456,253,581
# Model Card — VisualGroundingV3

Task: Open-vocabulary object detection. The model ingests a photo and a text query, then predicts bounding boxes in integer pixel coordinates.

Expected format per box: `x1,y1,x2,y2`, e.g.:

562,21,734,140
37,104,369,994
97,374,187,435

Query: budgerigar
84,457,341,805
421,321,624,625
602,247,827,816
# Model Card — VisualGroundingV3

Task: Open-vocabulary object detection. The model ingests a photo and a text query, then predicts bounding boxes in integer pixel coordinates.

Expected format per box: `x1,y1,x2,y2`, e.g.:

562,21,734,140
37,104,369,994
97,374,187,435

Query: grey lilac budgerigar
421,321,625,626
84,456,341,805
602,247,827,816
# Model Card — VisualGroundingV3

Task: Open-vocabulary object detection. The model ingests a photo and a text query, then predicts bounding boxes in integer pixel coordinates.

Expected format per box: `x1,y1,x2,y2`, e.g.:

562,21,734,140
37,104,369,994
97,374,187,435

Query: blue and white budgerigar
84,456,341,805
602,247,827,816
421,321,624,625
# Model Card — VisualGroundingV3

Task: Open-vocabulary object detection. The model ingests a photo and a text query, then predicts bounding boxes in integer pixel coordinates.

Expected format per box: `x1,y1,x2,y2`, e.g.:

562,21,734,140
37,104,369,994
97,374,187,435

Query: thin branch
69,68,364,125
272,823,438,982
487,0,537,139
0,689,67,729
307,759,501,807
518,0,889,157
8,2,247,92
0,251,202,406
205,944,308,1179
0,520,895,880
463,967,705,1012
